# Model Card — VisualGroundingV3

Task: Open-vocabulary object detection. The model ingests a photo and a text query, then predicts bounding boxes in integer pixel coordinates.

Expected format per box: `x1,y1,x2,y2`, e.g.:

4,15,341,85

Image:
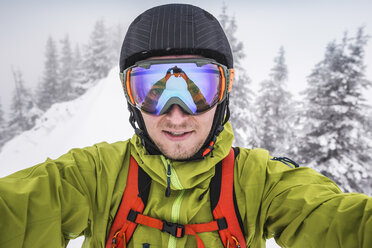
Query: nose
165,105,189,124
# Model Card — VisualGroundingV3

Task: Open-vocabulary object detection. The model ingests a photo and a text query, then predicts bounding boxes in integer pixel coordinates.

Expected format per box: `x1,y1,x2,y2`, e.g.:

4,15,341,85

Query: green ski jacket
0,122,371,247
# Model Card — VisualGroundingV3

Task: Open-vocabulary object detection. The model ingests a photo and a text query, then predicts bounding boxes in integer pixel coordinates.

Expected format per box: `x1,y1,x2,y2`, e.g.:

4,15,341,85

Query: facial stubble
153,119,207,160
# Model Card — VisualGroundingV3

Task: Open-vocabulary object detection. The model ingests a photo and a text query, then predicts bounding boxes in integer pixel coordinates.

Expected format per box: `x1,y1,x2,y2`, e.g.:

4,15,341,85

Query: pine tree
0,98,8,150
9,68,42,133
59,35,74,101
219,5,255,147
299,28,372,193
37,36,60,111
107,23,126,68
0,98,5,139
70,44,89,97
254,47,294,155
363,109,372,195
0,99,4,129
83,19,111,82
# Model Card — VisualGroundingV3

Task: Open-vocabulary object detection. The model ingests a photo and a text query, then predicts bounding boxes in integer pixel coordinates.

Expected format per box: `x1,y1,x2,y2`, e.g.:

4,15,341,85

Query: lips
163,130,193,141
167,131,187,136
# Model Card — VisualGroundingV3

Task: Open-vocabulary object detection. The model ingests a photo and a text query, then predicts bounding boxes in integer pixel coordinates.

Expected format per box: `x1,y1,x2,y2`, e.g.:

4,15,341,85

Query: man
0,3,371,248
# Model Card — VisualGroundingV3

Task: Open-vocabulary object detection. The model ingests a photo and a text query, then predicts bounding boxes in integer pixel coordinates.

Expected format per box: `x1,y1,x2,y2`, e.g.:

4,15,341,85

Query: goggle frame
120,58,235,115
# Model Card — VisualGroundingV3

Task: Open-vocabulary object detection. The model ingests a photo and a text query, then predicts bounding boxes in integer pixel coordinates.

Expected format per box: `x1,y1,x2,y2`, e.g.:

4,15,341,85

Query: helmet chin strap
128,105,162,155
198,98,230,159
128,98,230,161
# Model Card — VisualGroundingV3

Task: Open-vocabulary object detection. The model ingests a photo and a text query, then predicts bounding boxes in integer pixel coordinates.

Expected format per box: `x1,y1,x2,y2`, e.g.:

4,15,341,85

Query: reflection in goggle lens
129,62,222,115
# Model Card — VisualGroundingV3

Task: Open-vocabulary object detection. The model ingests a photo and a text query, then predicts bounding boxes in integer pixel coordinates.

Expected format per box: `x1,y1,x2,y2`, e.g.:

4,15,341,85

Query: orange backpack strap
210,147,246,248
105,156,151,248
124,209,228,248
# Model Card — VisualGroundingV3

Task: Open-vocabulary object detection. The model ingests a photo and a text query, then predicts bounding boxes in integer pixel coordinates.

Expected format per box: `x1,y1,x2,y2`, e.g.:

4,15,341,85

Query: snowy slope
0,66,132,176
0,66,279,247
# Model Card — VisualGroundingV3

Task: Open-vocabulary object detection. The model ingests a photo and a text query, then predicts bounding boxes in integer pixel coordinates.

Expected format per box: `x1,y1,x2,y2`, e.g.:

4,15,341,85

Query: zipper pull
111,231,119,248
198,189,208,201
165,163,171,197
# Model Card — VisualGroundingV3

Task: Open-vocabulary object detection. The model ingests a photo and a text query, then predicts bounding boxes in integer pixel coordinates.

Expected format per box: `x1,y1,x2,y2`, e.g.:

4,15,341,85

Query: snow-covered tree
59,35,74,101
299,28,372,193
0,98,8,150
363,109,372,195
107,23,126,68
9,68,42,133
37,36,60,111
0,99,5,138
254,47,295,155
219,5,255,147
0,99,4,129
83,19,111,82
70,44,89,97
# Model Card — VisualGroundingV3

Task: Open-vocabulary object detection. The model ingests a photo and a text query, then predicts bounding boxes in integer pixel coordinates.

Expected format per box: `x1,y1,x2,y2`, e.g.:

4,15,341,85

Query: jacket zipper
161,157,183,190
168,190,185,248
161,156,185,248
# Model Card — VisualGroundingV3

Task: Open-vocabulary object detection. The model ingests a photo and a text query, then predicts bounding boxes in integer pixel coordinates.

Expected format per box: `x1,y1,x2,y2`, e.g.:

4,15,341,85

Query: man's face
141,55,216,160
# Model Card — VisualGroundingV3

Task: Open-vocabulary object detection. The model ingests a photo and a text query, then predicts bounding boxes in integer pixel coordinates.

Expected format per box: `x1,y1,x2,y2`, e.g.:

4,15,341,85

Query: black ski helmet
120,4,234,160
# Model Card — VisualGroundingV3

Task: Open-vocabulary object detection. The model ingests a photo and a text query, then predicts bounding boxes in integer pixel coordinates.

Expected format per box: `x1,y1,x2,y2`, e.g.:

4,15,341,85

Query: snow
0,66,132,176
0,66,280,247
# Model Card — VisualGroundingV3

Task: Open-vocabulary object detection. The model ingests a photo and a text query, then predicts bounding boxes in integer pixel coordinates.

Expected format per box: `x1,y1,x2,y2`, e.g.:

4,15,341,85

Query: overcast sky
1,0,372,113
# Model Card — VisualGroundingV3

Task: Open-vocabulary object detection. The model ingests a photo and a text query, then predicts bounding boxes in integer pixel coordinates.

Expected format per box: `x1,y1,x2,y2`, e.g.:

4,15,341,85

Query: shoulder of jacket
234,148,301,175
233,147,270,176
235,147,270,164
86,140,131,158
93,140,131,149
64,139,133,176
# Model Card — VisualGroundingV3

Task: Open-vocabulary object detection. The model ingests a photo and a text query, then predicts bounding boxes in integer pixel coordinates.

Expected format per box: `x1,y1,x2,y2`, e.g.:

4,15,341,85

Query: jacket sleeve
0,141,129,247
261,153,372,247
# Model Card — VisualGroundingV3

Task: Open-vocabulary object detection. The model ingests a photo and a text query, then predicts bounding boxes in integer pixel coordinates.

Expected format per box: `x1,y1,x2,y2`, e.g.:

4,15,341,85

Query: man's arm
263,165,372,247
234,148,371,248
0,141,129,247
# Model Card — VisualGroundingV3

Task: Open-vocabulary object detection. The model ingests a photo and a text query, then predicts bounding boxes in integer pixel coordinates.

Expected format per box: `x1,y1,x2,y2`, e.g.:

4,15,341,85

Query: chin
165,149,193,160
162,144,199,160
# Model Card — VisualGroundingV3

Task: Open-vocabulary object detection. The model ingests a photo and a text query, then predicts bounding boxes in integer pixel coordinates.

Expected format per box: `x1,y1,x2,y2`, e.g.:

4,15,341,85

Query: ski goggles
120,58,235,115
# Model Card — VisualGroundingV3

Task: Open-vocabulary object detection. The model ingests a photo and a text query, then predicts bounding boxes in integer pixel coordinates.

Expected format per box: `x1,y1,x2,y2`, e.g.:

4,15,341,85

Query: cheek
142,114,160,135
194,108,216,137
201,108,216,128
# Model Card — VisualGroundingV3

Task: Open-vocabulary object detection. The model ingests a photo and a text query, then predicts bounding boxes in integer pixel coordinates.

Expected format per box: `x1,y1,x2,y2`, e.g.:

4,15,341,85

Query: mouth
163,130,194,141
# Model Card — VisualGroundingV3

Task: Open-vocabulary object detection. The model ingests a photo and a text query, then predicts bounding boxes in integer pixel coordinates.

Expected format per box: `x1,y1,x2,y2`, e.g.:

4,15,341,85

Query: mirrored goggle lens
128,62,222,115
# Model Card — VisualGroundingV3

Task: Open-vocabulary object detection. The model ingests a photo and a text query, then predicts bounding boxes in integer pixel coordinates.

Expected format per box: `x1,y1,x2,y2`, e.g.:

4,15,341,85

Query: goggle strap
218,66,226,102
228,69,235,93
222,102,230,126
126,68,135,105
119,73,124,84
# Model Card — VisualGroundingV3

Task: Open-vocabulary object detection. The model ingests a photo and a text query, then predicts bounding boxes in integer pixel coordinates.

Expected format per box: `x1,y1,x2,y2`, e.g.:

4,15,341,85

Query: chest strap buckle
162,220,185,238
